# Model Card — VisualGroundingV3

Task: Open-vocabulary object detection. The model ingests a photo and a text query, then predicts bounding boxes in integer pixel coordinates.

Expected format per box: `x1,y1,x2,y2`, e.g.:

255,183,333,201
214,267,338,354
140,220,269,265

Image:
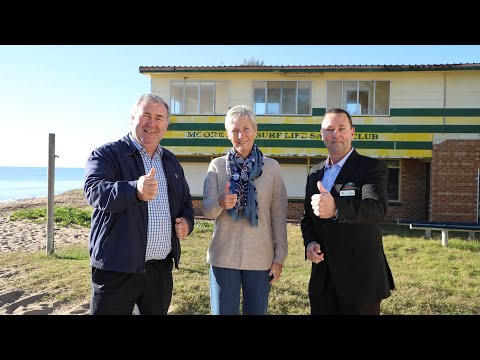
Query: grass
10,206,92,227
2,206,480,315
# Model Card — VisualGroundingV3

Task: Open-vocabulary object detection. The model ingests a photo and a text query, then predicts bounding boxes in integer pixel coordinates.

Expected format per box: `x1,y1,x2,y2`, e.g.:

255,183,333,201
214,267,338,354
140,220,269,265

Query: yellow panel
166,146,230,155
170,115,463,126
164,146,432,159
166,131,227,139
165,131,433,142
170,116,224,124
388,133,433,141
170,115,320,125
357,149,432,158
256,117,320,125
445,117,480,124
355,117,443,125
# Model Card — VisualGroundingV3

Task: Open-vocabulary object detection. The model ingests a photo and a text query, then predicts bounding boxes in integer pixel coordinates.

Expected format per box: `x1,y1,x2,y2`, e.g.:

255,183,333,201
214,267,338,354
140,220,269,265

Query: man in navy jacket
84,94,194,315
301,108,394,315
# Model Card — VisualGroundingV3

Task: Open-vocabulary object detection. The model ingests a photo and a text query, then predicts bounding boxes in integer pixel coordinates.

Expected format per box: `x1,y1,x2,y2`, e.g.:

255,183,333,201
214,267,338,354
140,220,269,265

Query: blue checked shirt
129,134,172,261
322,147,354,192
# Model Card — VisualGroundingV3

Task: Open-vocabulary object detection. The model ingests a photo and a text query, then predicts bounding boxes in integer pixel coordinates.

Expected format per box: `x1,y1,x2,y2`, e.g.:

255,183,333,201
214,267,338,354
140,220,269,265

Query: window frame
386,159,400,202
326,80,390,116
252,80,312,116
170,80,229,115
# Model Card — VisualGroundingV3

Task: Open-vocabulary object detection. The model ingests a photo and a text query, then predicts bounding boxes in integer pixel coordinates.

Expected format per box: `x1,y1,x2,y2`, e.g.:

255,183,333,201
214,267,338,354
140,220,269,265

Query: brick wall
385,159,428,223
192,199,203,217
430,138,480,222
287,200,304,222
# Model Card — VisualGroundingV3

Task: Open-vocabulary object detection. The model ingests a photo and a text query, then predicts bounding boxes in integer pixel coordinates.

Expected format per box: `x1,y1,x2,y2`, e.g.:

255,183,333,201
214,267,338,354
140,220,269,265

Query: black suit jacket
301,149,395,305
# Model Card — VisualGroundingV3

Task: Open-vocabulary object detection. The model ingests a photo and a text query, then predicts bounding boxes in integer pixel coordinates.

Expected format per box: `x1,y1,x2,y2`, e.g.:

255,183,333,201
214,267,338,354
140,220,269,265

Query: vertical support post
477,169,479,222
441,229,448,247
425,229,431,238
46,133,55,255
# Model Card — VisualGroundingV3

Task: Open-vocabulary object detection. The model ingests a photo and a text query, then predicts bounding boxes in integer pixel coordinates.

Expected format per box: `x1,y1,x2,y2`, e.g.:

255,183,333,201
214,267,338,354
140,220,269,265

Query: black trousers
90,257,173,315
309,265,381,315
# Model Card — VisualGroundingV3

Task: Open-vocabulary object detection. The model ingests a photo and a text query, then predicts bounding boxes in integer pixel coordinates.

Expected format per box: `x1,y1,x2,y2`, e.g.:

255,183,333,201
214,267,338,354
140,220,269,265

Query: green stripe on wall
170,123,225,130
356,124,478,133
162,138,432,150
445,125,480,132
352,141,432,150
390,108,480,116
169,123,319,132
394,142,432,150
260,124,317,131
169,123,480,133
445,109,480,116
257,140,322,147
390,108,444,116
312,108,326,116
353,125,442,132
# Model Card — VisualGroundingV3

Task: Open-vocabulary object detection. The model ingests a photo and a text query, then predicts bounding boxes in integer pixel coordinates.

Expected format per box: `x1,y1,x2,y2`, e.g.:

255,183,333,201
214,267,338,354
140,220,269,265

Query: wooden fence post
46,133,55,255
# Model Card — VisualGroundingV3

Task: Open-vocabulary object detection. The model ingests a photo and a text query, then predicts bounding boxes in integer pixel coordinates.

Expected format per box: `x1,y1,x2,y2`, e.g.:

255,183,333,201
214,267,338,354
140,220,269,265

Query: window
386,160,400,201
327,80,390,116
253,81,312,115
170,81,229,115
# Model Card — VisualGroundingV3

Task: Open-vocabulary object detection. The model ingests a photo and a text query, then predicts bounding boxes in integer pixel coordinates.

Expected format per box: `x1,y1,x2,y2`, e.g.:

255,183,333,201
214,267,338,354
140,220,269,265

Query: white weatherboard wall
181,163,209,196
279,164,309,198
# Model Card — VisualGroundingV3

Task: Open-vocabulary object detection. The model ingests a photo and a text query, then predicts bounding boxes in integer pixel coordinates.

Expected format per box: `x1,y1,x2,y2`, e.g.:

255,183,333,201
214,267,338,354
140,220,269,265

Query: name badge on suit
339,182,358,197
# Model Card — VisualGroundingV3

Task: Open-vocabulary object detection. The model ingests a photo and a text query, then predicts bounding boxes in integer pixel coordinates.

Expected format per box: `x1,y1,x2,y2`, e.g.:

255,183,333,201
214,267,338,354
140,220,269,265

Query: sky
1,45,479,168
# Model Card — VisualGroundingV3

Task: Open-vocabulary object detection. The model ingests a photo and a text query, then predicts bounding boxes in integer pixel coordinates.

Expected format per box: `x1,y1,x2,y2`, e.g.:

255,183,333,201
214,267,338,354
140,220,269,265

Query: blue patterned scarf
226,144,264,227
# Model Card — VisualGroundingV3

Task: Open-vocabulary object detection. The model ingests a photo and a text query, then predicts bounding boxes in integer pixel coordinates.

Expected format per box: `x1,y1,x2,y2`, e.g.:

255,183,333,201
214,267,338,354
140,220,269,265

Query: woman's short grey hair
131,93,170,120
225,104,257,131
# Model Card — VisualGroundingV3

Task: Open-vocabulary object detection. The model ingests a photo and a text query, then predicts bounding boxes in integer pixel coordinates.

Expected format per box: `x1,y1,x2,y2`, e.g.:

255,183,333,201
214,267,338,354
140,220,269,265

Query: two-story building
139,64,480,223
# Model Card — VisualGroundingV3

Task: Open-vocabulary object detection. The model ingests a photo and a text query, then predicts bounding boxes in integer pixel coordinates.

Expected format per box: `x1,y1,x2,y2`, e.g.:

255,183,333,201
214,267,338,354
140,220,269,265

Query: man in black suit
301,108,394,315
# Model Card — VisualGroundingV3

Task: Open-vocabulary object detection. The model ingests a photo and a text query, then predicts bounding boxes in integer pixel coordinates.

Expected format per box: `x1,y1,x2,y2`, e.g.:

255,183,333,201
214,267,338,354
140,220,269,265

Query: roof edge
139,63,480,74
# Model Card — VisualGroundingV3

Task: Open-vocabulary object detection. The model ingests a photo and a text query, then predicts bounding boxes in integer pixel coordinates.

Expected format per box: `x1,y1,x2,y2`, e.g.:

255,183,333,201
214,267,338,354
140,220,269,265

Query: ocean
0,166,85,202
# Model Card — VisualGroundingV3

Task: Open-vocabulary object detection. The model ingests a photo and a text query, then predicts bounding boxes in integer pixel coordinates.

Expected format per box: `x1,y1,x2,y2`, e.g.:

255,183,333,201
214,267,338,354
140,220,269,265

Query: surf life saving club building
139,64,480,223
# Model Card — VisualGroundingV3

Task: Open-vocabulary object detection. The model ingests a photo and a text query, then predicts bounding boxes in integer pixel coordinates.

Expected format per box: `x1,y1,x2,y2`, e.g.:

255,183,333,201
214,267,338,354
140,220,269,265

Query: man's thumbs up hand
146,167,156,179
317,181,328,193
311,180,336,218
137,168,159,201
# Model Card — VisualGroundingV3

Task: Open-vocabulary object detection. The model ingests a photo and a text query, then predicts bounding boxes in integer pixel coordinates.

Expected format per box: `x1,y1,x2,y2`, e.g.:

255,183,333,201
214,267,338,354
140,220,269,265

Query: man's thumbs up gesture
137,168,159,201
311,181,336,218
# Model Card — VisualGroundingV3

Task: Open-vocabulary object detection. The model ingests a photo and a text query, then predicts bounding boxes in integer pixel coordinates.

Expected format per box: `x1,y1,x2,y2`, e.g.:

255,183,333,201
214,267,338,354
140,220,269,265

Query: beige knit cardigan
202,155,288,270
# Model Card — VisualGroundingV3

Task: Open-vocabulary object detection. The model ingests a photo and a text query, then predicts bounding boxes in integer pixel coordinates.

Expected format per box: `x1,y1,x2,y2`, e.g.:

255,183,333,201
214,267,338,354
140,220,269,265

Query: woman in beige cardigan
202,104,288,315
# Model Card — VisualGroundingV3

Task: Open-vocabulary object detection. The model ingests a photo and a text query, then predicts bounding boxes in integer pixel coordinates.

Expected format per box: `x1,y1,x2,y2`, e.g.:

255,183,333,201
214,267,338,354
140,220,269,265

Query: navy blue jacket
84,134,194,273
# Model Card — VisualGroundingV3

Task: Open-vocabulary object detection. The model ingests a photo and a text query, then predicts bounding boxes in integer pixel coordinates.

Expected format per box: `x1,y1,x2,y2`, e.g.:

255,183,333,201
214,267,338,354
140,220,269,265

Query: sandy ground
0,190,91,315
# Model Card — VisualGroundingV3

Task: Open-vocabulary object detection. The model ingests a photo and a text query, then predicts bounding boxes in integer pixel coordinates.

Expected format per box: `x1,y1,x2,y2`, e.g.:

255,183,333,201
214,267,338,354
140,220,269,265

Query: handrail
409,223,480,232
402,222,480,247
